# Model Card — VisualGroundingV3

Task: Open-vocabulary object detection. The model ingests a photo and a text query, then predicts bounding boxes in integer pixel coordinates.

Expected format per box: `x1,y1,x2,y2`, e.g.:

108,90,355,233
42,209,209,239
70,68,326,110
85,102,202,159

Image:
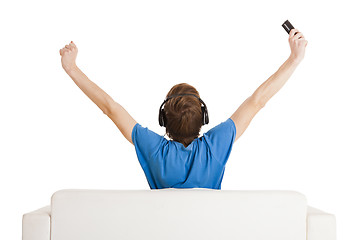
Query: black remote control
282,20,298,35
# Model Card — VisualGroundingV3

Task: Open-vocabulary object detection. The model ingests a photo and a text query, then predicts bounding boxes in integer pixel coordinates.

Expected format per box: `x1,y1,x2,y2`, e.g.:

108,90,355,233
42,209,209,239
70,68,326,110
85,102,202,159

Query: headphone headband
159,93,207,109
158,93,209,127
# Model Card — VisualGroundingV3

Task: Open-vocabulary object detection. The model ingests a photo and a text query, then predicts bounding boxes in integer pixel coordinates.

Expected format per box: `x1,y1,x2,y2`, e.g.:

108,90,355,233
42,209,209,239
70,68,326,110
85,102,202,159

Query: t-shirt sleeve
131,123,165,167
203,118,236,165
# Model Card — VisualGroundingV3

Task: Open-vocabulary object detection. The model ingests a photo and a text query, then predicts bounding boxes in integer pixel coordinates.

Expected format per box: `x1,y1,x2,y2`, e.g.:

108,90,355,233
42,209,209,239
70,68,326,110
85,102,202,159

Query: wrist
63,64,78,73
288,55,302,65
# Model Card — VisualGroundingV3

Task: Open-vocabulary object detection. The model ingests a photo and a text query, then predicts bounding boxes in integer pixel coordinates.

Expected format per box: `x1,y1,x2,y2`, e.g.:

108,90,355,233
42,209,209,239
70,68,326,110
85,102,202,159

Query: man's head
161,83,205,147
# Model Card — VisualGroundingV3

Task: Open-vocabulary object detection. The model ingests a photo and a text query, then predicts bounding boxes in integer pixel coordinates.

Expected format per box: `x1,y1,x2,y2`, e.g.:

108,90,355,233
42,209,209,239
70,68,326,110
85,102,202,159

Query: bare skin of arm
59,42,136,145
231,28,308,142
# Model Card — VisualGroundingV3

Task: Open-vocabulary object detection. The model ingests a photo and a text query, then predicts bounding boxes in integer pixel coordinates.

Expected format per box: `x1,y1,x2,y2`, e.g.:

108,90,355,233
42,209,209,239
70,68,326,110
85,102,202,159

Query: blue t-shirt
131,118,236,190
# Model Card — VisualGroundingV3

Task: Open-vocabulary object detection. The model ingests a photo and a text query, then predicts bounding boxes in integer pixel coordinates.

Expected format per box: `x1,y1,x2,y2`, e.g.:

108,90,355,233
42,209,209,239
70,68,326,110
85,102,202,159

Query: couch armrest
307,206,336,240
22,205,51,240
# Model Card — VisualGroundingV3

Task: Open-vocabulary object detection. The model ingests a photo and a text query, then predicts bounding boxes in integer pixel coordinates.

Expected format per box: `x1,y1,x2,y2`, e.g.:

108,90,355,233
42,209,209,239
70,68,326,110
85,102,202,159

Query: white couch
22,188,336,240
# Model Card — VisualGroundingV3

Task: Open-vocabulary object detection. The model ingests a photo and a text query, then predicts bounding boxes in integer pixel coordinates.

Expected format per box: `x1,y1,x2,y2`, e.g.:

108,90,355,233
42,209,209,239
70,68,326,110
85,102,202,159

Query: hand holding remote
288,28,308,63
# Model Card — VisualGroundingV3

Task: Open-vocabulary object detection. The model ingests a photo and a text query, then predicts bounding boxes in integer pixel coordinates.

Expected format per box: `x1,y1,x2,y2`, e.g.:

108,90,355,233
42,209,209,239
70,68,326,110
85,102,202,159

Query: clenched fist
59,41,78,71
288,29,308,63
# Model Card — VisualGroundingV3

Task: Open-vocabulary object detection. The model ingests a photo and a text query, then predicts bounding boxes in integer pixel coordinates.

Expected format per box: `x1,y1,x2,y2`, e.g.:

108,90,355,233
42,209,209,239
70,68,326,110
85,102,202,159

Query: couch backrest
50,188,307,240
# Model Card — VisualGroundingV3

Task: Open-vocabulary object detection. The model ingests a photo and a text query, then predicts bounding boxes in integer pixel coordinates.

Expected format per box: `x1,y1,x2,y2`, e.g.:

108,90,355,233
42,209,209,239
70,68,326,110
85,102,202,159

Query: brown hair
164,83,203,147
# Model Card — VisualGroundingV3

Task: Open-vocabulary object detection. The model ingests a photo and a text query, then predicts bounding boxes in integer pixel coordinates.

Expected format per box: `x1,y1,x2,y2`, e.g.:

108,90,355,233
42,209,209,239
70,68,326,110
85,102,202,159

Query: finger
297,39,307,47
61,48,69,55
289,28,298,38
69,44,76,51
294,32,305,40
59,48,66,56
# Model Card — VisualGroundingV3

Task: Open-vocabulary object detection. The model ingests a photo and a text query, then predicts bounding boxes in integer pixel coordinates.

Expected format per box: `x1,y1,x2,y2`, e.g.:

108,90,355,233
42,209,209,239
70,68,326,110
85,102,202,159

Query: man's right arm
230,28,308,142
253,56,301,107
231,57,301,142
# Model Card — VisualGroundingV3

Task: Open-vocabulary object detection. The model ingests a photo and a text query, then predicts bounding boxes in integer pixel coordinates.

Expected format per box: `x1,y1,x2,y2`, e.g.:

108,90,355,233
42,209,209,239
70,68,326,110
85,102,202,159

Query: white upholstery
22,188,336,240
22,205,51,240
307,206,336,240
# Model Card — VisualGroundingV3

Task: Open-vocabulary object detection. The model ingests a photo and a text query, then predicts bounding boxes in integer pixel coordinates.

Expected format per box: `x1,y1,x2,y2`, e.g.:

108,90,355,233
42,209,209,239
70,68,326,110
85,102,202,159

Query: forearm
253,56,301,106
64,65,114,115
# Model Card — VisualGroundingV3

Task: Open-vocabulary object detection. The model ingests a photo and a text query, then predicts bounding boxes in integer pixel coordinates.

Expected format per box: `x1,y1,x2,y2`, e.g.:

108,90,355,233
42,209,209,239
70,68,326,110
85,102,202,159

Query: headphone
158,93,209,127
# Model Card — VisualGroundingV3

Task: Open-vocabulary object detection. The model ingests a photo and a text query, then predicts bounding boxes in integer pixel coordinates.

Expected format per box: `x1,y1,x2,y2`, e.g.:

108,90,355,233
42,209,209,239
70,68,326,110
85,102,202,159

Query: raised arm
59,41,137,144
231,28,308,142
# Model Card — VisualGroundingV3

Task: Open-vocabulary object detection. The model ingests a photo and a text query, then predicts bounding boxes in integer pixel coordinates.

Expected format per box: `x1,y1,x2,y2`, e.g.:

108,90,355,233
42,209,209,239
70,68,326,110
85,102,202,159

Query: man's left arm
60,41,136,144
64,65,137,144
65,65,112,115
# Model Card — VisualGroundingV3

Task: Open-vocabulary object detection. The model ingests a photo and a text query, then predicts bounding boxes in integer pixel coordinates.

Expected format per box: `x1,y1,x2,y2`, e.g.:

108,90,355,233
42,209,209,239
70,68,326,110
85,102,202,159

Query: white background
1,0,359,239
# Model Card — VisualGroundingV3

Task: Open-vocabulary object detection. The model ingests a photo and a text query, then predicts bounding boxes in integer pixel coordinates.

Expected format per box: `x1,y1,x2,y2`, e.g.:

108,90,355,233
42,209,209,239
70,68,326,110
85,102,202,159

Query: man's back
132,118,236,189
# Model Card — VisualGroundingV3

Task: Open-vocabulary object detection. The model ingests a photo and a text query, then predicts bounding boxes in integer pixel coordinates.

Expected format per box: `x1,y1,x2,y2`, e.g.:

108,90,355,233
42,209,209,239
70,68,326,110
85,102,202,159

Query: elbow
250,94,266,109
103,98,116,115
102,104,112,116
258,99,266,108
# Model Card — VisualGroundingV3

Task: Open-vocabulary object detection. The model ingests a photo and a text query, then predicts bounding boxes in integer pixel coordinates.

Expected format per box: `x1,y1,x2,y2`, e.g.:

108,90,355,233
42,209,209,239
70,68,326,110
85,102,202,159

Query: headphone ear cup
163,109,168,127
201,106,206,125
202,106,209,125
201,106,205,125
159,109,164,127
160,109,166,127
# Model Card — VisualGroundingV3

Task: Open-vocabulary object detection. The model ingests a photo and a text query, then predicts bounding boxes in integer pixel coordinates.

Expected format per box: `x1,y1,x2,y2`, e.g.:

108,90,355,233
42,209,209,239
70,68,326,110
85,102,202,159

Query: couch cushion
51,188,307,240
